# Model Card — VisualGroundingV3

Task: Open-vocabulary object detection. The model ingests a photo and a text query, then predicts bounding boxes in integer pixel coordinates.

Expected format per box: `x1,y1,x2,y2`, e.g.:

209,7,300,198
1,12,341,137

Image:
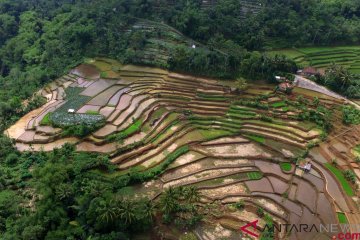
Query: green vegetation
0,141,192,239
100,72,108,78
325,163,354,196
268,47,360,71
159,186,202,229
337,212,348,224
0,142,140,239
271,101,286,108
247,171,263,180
269,48,360,98
107,119,143,142
280,163,292,172
50,88,104,127
342,106,360,125
198,129,232,141
343,170,357,184
261,214,275,240
296,105,333,131
1,0,359,239
244,134,265,144
85,110,100,115
256,207,265,217
40,112,52,125
127,145,189,184
61,121,105,138
233,200,245,210
354,145,360,157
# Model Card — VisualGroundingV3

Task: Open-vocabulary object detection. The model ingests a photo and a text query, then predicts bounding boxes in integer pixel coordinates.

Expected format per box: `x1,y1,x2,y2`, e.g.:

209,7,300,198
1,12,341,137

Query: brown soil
71,64,100,79
16,137,78,151
5,100,56,139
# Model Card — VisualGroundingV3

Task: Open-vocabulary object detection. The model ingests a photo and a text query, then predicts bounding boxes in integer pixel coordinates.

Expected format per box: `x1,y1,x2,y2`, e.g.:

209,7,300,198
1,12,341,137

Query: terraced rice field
268,46,360,74
127,20,199,67
6,58,360,239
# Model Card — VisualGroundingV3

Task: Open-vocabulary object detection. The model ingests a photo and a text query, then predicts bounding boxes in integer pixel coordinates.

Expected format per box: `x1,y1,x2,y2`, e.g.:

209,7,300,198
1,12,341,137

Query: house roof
303,67,318,75
279,82,293,90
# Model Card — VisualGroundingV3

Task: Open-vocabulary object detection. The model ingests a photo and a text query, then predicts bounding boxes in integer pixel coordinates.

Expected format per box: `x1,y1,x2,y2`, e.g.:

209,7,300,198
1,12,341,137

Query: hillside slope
6,58,360,239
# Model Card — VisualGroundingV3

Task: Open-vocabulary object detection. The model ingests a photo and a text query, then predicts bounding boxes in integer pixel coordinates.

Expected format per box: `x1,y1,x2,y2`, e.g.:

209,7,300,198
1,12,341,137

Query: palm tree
141,199,156,222
184,186,200,203
96,199,119,225
55,183,73,201
159,187,178,214
339,70,353,89
119,199,137,225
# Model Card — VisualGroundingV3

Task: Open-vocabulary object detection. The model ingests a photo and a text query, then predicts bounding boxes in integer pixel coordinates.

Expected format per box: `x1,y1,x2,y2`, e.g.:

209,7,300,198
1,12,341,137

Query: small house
275,81,294,94
298,160,312,173
302,67,319,77
304,163,312,173
68,109,75,114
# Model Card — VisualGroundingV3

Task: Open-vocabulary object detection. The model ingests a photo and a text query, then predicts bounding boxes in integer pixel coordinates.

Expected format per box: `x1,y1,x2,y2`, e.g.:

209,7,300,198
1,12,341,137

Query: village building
298,160,312,173
275,76,294,94
301,67,320,78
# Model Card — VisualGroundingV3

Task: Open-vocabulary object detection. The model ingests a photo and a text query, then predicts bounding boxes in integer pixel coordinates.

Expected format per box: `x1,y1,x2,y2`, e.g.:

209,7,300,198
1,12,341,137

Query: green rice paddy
244,134,265,144
337,212,348,224
247,171,263,180
267,46,360,74
325,163,354,196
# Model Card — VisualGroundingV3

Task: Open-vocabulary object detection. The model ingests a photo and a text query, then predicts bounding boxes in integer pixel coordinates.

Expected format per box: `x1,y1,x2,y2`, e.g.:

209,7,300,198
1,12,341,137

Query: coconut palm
96,199,119,224
141,199,156,221
159,187,179,214
339,69,353,89
55,183,73,201
184,186,200,203
119,199,137,225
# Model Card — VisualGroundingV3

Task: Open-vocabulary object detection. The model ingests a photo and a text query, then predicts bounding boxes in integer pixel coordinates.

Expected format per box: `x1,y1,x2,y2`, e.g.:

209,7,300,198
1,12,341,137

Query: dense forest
1,0,360,239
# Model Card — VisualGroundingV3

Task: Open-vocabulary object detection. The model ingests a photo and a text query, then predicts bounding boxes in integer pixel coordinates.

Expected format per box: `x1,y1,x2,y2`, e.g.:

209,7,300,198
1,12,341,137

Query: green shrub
261,214,274,240
257,207,264,217
280,162,292,171
332,158,338,166
343,170,356,184
100,72,108,78
61,120,105,138
234,200,245,210
260,115,273,122
342,106,360,125
313,97,320,106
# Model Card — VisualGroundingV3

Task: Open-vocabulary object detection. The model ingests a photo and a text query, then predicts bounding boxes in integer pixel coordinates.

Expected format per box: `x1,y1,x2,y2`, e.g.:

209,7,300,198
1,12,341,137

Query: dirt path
294,75,360,110
294,75,345,100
